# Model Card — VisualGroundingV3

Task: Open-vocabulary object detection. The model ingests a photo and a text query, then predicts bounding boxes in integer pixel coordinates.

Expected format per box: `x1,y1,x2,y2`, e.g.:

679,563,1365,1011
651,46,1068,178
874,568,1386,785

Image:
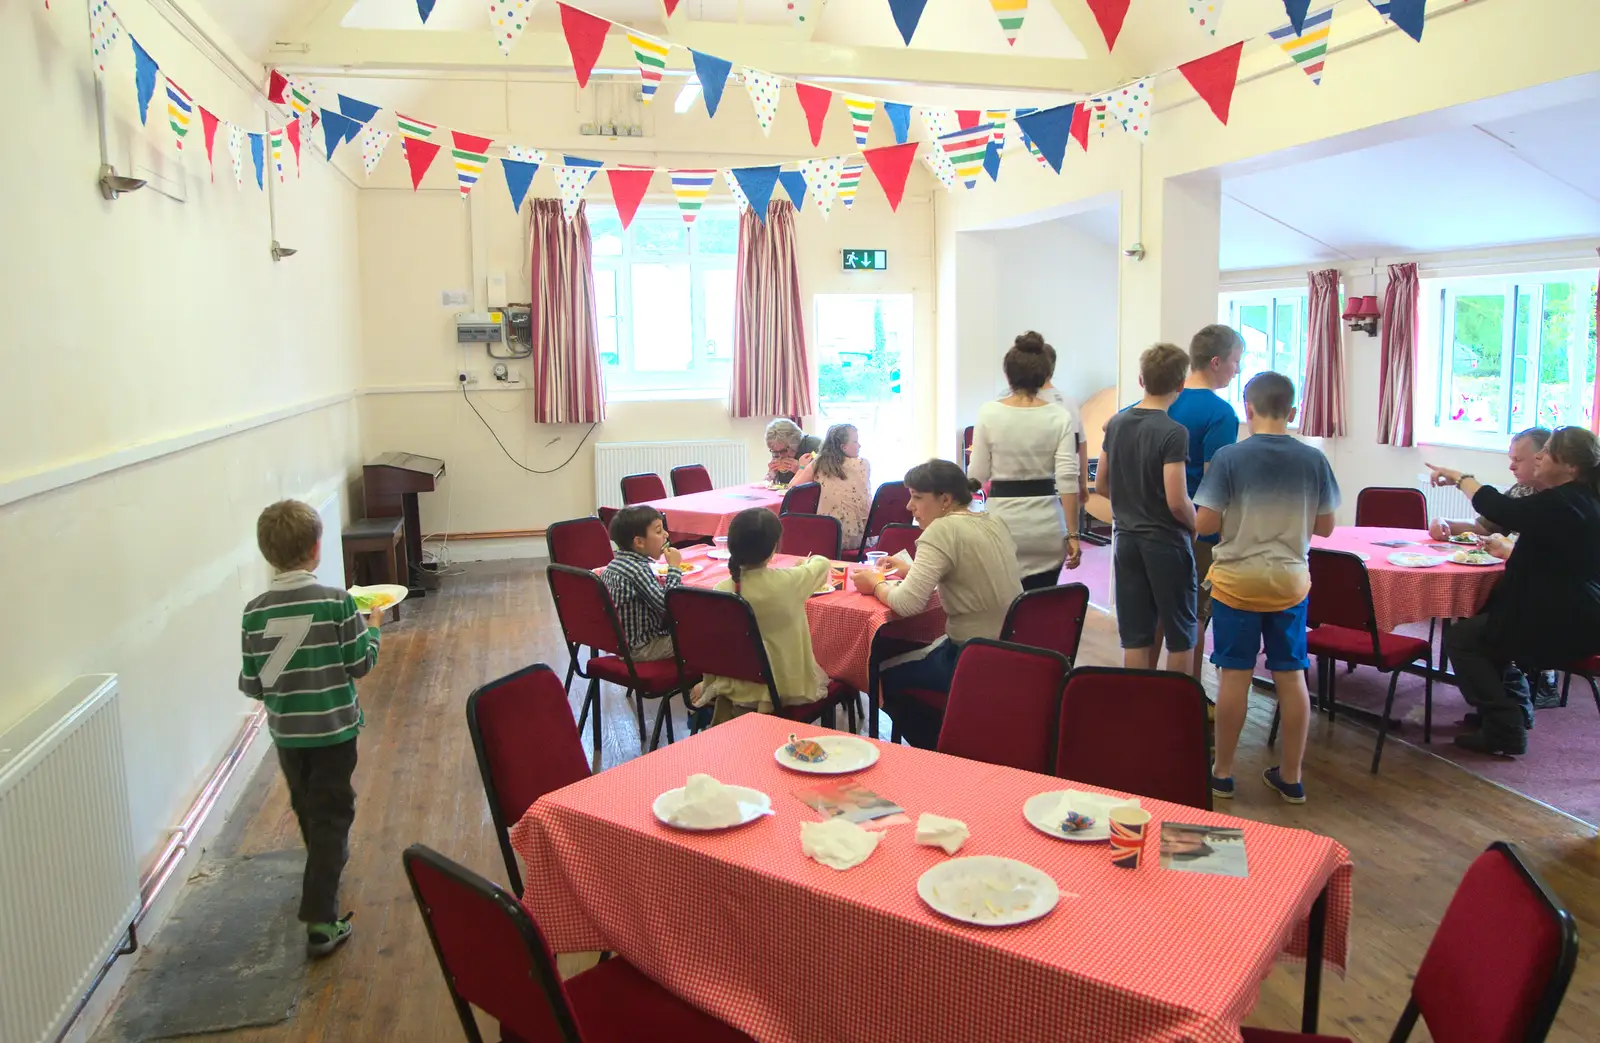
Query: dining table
511,713,1354,1043
643,482,788,539
1309,526,1506,634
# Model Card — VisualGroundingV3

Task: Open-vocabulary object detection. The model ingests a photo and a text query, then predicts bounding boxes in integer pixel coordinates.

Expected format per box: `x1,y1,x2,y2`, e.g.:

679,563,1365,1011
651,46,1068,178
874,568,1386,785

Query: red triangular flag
955,109,981,130
606,167,657,229
1084,0,1131,51
558,2,611,89
862,141,919,213
402,138,442,190
200,107,220,182
285,119,302,174
663,0,681,12
267,70,288,105
794,83,832,148
1070,104,1090,151
1178,41,1245,126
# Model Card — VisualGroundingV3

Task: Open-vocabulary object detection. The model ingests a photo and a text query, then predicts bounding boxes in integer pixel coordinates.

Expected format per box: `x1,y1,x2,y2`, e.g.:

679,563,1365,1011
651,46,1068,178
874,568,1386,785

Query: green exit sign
842,249,888,271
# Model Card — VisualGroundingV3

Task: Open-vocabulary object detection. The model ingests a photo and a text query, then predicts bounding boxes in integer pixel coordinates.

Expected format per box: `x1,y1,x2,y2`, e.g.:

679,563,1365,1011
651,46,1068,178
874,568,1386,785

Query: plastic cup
714,536,729,553
1108,807,1152,869
865,551,888,571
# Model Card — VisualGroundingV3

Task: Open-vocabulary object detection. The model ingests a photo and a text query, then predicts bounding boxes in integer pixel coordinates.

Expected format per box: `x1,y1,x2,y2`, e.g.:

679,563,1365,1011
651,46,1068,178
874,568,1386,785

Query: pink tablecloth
1311,526,1504,632
512,714,1354,1043
678,545,946,692
644,484,786,538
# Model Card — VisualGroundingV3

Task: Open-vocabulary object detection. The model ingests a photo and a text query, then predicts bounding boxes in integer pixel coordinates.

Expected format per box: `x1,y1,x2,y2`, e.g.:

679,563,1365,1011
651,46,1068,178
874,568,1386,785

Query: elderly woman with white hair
764,418,821,485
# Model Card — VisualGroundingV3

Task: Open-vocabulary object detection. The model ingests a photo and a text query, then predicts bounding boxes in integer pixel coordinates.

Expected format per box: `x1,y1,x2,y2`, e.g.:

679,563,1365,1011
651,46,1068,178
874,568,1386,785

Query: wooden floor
155,560,1598,1043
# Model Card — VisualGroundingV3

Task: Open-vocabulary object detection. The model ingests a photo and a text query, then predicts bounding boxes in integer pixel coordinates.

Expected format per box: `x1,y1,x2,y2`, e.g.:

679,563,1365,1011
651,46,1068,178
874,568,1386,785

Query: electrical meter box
455,311,504,343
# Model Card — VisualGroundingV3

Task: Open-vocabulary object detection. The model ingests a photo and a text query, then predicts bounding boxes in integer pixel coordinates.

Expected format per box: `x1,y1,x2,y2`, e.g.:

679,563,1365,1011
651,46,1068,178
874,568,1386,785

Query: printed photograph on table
1159,823,1249,878
794,778,903,824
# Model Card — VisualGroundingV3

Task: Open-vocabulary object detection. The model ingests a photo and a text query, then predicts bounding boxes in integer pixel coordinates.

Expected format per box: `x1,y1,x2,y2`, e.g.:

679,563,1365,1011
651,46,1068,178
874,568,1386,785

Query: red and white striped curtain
1377,262,1419,447
731,200,814,420
529,198,606,424
1299,268,1346,438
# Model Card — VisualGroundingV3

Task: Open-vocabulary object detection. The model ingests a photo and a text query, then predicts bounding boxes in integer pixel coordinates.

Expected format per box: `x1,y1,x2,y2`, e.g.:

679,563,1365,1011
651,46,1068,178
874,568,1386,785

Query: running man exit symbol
841,249,888,271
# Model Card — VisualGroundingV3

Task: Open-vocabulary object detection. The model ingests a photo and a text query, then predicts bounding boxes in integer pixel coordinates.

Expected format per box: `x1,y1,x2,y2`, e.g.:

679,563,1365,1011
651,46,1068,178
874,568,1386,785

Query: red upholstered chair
596,505,618,530
1302,549,1432,773
937,639,1069,774
466,664,589,895
665,587,858,731
546,518,616,692
1241,841,1576,1043
778,513,842,560
1001,583,1090,668
404,845,755,1043
1354,486,1428,529
1055,667,1211,810
620,473,667,505
874,523,920,561
545,564,698,755
856,481,912,560
780,481,822,516
669,464,713,496
1557,654,1600,713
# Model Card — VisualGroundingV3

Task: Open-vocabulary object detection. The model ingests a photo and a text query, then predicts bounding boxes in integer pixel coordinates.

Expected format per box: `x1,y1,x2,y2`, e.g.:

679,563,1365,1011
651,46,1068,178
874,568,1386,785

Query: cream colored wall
2,2,364,861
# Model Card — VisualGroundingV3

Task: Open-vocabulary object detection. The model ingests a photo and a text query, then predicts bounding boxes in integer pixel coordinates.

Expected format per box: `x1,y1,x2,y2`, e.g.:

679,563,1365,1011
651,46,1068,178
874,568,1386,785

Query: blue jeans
880,639,961,749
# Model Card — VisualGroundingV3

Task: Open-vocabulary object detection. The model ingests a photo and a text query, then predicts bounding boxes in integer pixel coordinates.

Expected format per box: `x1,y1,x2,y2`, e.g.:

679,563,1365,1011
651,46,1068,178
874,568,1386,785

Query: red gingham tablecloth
511,714,1354,1043
678,546,947,692
1311,526,1504,633
643,484,787,538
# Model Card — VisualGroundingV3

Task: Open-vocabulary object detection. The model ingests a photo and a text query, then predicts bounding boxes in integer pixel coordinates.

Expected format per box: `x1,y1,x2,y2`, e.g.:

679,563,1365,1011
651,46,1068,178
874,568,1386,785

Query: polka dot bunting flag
226,123,245,187
361,125,391,177
743,69,782,136
489,0,533,57
722,168,751,213
1186,0,1224,36
799,156,843,218
1109,79,1151,138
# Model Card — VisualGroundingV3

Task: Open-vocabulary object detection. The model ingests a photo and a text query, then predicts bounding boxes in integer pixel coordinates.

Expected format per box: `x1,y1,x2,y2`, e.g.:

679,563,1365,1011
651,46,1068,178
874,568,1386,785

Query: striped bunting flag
629,32,670,103
843,95,876,149
452,131,493,197
1270,5,1332,84
397,113,442,189
838,163,863,209
984,109,1008,152
988,0,1027,45
288,80,313,121
669,169,716,224
270,126,285,180
165,77,193,151
938,123,993,190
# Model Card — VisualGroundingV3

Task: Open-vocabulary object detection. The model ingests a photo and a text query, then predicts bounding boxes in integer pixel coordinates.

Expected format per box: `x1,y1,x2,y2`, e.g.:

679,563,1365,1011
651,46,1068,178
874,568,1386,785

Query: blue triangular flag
982,140,1002,183
501,158,539,213
131,38,158,125
416,0,435,23
248,131,265,189
730,166,781,223
691,50,733,118
1385,0,1425,42
887,0,928,45
562,154,604,169
320,109,359,160
883,102,912,145
777,169,807,209
337,95,381,142
1283,0,1311,34
1013,103,1074,174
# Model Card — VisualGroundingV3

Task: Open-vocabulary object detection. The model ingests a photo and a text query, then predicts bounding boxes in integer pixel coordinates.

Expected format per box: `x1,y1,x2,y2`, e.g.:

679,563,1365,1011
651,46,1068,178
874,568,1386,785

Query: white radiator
594,440,749,507
1420,481,1474,520
0,675,138,1043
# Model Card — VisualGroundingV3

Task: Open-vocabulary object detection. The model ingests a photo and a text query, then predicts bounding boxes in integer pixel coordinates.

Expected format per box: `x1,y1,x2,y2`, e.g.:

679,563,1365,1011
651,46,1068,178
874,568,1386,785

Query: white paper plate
917,856,1059,927
774,735,880,774
349,584,408,611
1449,552,1499,567
706,549,731,560
652,785,771,830
1022,790,1139,843
1388,552,1445,568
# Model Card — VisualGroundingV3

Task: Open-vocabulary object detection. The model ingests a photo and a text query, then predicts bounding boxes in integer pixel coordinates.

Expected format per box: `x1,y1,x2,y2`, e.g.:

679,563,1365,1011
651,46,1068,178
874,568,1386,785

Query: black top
1472,481,1600,665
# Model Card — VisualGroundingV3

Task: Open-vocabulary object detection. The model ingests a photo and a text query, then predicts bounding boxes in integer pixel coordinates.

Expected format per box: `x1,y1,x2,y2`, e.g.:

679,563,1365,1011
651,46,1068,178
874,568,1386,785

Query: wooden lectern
362,452,445,593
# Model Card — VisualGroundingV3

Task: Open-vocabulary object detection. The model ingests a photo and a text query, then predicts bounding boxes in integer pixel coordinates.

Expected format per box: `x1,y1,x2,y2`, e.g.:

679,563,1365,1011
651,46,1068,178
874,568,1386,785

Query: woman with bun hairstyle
967,332,1082,589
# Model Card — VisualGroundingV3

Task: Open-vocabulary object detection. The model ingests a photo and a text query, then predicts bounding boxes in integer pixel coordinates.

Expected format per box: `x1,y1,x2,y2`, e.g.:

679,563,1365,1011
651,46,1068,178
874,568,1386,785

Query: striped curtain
1377,262,1418,447
1298,268,1346,438
731,200,814,419
529,198,606,423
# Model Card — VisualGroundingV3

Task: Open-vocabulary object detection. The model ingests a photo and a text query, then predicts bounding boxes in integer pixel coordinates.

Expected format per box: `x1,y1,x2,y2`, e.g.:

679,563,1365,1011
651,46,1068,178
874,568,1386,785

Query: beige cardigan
884,510,1022,644
702,555,832,713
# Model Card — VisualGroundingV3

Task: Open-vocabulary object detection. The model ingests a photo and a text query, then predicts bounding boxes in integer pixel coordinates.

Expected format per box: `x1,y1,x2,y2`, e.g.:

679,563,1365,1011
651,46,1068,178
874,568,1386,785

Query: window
814,295,915,482
1216,289,1311,418
1422,270,1597,443
590,206,738,397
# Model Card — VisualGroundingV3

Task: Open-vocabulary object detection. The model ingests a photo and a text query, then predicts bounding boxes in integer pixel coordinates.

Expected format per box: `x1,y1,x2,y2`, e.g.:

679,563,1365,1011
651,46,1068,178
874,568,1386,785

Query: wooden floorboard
152,560,1598,1043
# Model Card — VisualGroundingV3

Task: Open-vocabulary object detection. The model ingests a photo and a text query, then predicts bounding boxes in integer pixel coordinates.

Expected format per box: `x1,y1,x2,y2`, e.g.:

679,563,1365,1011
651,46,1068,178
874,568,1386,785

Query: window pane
593,268,619,367
630,263,692,372
591,213,624,257
632,218,688,255
1234,303,1273,403
1272,296,1305,400
1536,278,1598,429
1511,289,1534,431
696,215,738,255
704,268,735,360
1445,294,1506,429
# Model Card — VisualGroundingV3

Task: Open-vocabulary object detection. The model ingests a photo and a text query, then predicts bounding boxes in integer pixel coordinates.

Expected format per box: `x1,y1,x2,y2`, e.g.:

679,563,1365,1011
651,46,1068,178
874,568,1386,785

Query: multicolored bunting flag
1090,97,1110,137
1109,79,1151,137
131,38,157,125
226,123,245,187
270,126,285,181
922,150,956,191
452,131,493,197
501,157,540,212
744,69,782,136
692,51,733,117
1178,40,1245,125
628,31,670,102
989,0,1027,45
794,82,832,148
397,113,442,189
90,0,122,73
843,96,876,149
837,163,864,209
508,145,545,165
887,0,929,45
799,156,843,218
489,0,533,57
1186,0,1224,35
361,125,391,176
1270,5,1332,85
555,155,603,221
883,101,913,145
199,107,220,179
669,169,716,224
730,166,782,223
722,168,751,213
920,109,960,188
862,141,919,211
788,0,816,27
1366,0,1424,42
248,131,265,189
558,3,611,89
777,169,808,210
288,79,313,121
938,124,993,190
165,78,193,151
984,110,1008,152
606,166,657,229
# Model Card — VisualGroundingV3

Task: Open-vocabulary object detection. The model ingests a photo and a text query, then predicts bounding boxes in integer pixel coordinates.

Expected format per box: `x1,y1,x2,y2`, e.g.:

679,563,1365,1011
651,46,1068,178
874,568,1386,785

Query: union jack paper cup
1108,807,1152,869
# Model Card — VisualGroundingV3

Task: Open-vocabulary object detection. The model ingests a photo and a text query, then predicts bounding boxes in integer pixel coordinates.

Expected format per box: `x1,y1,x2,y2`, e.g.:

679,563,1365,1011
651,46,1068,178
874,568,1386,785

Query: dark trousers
276,740,358,924
1445,614,1532,743
881,640,962,749
1020,568,1061,591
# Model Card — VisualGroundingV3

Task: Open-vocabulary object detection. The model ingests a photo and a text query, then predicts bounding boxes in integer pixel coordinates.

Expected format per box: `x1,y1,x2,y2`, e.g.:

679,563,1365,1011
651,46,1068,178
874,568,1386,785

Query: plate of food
774,733,880,774
917,856,1059,927
654,561,703,577
810,567,847,597
1447,533,1482,545
349,584,407,612
1387,552,1446,568
1022,790,1139,843
1450,549,1499,566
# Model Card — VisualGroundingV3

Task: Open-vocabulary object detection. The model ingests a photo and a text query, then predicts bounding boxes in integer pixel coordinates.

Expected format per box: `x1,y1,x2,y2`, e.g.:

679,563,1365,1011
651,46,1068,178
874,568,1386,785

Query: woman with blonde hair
763,418,820,484
791,424,872,553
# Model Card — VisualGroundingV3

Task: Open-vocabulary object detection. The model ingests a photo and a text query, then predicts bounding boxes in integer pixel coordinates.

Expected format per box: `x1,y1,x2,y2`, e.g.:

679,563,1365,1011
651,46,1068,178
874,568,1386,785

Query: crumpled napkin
800,818,881,870
670,774,743,828
915,813,969,855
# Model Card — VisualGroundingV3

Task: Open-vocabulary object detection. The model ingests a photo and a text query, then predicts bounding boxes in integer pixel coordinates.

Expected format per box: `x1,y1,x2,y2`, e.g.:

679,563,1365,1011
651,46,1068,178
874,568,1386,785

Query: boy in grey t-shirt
1098,344,1198,670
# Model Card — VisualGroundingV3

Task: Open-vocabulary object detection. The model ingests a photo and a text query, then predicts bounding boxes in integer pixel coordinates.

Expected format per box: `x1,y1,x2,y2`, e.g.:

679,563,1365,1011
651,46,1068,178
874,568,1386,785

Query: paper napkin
800,818,881,870
671,774,742,828
915,813,969,855
1055,790,1139,830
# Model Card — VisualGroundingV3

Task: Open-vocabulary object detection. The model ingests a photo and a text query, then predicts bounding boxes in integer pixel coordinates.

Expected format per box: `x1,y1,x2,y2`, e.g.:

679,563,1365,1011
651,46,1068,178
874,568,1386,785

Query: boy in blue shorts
1195,372,1339,804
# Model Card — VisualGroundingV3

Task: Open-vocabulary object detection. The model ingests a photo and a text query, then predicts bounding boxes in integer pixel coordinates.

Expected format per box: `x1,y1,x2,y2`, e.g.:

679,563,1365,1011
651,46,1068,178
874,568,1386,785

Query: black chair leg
1372,671,1400,773
1587,675,1600,715
633,689,648,750
1328,662,1339,723
648,698,670,751
577,676,591,733
1561,672,1572,708
1423,658,1434,744
587,677,603,757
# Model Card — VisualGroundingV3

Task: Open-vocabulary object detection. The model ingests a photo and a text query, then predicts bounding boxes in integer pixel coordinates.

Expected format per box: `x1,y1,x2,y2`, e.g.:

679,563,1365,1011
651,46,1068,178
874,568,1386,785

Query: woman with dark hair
852,459,1024,747
1427,425,1600,755
968,332,1081,589
791,424,872,552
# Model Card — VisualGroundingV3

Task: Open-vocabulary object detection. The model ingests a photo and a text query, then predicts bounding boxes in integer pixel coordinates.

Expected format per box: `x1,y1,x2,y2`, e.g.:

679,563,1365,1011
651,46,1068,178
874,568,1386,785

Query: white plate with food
349,584,408,612
1022,790,1138,843
1387,552,1446,568
651,785,772,831
1450,549,1500,567
774,734,880,774
918,856,1059,927
654,561,703,577
1446,533,1482,546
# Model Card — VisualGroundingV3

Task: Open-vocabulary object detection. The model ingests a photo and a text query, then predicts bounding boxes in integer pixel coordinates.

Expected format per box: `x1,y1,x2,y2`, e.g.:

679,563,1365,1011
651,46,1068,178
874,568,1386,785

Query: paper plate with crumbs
1022,790,1140,843
1387,552,1446,568
918,857,1059,927
349,585,408,612
774,733,879,774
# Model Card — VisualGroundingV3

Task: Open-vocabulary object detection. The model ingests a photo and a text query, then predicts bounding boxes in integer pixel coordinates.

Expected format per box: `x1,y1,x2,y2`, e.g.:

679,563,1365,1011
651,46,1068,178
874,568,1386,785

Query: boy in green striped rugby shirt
239,500,382,956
